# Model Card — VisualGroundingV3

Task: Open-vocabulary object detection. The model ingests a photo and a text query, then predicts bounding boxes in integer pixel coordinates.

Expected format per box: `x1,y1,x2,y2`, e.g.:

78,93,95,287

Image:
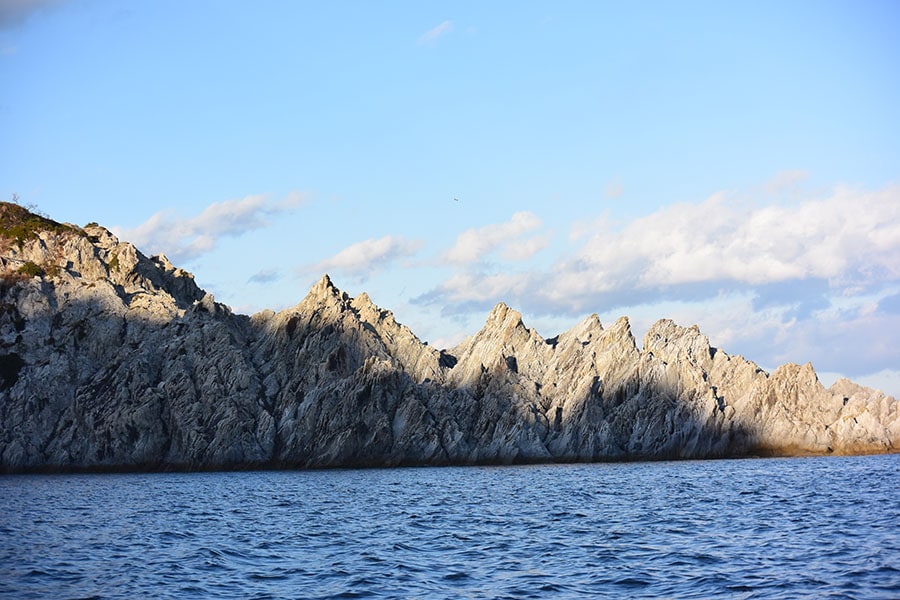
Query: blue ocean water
1,455,898,599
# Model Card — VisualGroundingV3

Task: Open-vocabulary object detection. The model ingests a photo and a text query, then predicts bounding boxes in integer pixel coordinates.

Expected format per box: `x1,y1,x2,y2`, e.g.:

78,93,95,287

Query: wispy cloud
604,176,623,199
443,211,544,264
765,169,810,195
0,0,63,30
418,20,453,46
114,192,309,263
309,235,422,281
248,269,281,285
281,190,309,208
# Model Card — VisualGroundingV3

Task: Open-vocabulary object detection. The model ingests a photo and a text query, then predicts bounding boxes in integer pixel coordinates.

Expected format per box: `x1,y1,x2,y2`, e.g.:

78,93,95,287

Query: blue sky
2,0,899,396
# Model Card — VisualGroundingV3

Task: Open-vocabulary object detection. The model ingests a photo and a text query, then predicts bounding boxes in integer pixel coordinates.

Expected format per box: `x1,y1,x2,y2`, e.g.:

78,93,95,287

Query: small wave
2,455,898,599
247,572,290,581
613,576,653,587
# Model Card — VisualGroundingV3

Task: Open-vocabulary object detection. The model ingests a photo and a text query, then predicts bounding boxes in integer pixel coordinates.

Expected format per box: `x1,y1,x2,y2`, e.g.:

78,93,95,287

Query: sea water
1,455,898,599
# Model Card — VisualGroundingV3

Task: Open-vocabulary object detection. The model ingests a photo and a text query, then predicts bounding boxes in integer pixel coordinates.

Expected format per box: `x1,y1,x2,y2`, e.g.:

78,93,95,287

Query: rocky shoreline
1,202,897,473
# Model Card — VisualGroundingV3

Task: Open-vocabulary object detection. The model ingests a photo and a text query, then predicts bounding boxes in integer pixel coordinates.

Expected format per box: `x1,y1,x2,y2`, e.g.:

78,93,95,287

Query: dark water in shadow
1,455,898,599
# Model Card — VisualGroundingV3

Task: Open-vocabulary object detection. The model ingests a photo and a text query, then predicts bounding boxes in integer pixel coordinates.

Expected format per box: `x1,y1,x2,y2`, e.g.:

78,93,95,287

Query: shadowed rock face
0,203,897,472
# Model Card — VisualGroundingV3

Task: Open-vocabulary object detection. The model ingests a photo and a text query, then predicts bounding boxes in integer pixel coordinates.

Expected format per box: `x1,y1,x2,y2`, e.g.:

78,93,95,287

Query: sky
2,0,899,397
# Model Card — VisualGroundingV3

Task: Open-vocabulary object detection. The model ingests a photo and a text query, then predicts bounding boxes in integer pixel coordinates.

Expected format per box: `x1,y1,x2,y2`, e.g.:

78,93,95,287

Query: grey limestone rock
0,203,897,472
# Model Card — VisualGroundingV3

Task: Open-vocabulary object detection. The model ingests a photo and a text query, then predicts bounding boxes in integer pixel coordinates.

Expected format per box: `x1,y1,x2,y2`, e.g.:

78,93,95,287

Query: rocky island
0,202,897,472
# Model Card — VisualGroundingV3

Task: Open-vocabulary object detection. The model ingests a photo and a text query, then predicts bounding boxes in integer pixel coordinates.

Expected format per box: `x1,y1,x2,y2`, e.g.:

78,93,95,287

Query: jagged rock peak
353,291,374,307
351,292,398,327
485,302,525,330
313,272,335,293
772,361,819,383
608,316,634,342
556,313,604,347
611,315,631,331
308,273,348,304
1,202,898,472
576,312,604,333
643,318,714,364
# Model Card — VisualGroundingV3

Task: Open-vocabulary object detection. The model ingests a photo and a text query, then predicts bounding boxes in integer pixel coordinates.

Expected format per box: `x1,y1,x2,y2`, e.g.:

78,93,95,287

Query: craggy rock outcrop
0,202,897,472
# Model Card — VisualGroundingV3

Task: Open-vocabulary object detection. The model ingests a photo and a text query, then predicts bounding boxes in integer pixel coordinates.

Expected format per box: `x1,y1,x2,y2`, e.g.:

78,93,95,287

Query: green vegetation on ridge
0,202,83,248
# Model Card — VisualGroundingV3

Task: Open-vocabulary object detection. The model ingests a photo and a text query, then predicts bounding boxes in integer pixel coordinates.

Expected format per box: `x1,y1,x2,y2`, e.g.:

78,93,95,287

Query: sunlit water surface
1,455,898,599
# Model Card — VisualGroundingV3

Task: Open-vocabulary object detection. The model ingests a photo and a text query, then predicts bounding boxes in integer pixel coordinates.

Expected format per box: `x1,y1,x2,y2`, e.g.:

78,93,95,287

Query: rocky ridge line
0,202,897,472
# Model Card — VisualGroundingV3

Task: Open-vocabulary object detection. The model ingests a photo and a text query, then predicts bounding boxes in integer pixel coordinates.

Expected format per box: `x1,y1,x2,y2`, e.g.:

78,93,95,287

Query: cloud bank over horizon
410,181,900,378
117,178,900,386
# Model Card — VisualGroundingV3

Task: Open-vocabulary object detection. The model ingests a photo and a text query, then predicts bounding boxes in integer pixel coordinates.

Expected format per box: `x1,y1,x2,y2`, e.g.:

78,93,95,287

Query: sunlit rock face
0,202,897,472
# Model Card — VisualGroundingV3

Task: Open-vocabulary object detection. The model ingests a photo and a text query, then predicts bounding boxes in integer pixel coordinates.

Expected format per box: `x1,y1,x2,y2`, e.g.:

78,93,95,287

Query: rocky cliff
0,202,897,472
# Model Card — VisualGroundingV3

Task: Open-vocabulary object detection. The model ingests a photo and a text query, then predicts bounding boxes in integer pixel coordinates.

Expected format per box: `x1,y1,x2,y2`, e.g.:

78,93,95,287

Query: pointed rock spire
3,205,899,472
306,273,347,305
313,273,335,294
569,313,604,342
484,302,524,331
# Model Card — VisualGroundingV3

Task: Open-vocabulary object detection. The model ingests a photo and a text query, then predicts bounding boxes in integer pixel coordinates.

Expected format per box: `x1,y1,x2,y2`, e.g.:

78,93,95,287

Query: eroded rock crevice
0,203,897,472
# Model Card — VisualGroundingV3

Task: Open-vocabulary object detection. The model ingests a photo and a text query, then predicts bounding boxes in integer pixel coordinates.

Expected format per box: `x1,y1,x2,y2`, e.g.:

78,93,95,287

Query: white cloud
413,182,900,382
418,20,453,45
423,271,531,308
443,211,543,264
568,213,611,243
500,235,551,261
564,183,900,295
114,192,306,263
310,236,422,281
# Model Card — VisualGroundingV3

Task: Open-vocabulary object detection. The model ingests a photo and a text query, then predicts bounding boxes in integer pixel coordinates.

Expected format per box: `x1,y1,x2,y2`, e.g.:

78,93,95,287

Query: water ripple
1,455,898,598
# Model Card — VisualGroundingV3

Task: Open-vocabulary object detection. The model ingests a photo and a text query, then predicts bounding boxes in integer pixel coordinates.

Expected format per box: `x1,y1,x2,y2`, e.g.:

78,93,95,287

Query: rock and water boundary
1,202,897,473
